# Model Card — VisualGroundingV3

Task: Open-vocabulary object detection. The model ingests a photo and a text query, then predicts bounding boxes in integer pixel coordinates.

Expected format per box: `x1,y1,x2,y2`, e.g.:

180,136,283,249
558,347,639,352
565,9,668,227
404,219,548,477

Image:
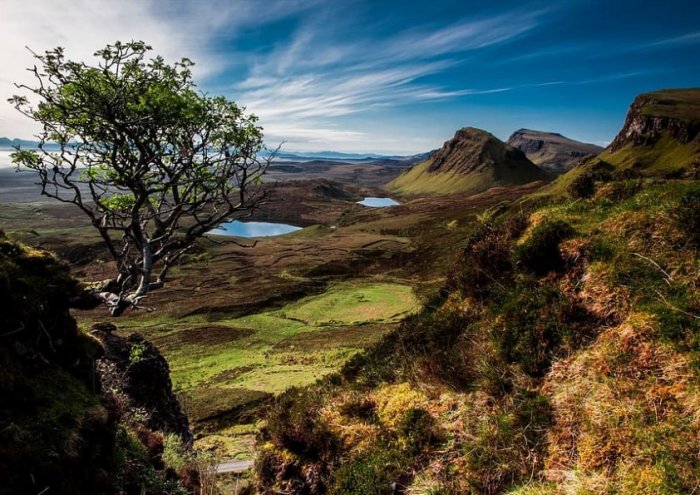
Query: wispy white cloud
643,30,700,49
234,9,545,151
0,1,547,152
0,0,318,137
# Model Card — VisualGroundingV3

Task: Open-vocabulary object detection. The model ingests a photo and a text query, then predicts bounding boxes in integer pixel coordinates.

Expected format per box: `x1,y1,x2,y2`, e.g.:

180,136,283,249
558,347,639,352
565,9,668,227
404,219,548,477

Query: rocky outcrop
92,323,192,445
507,129,602,175
609,89,700,152
0,233,194,494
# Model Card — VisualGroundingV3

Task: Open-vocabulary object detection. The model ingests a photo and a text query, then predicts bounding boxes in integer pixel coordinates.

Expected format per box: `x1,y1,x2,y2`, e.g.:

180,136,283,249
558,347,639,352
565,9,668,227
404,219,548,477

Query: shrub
613,167,642,180
265,388,339,460
448,212,527,296
465,391,552,495
397,309,477,389
600,179,643,201
397,408,439,455
674,187,700,245
162,434,187,472
514,220,576,275
568,172,595,199
338,395,377,421
330,449,402,495
491,282,592,377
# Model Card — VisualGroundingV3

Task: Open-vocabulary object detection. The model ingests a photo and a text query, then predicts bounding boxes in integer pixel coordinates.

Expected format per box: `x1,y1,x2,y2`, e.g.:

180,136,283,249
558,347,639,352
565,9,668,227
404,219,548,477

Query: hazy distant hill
0,137,61,150
388,127,547,195
0,137,39,148
265,149,432,163
507,129,602,175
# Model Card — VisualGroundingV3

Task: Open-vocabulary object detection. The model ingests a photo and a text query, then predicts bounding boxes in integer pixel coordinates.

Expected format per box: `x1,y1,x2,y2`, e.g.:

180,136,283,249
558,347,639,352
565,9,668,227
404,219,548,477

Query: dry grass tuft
544,312,700,493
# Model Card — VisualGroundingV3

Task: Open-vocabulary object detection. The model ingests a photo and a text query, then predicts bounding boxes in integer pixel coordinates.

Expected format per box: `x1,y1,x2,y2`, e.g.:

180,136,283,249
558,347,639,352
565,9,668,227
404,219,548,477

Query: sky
0,0,699,154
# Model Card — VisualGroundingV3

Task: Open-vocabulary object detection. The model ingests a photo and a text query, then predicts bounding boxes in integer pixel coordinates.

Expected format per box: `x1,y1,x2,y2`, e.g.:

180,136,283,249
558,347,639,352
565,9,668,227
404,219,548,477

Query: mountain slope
507,129,603,175
254,90,700,495
388,127,547,196
256,179,700,495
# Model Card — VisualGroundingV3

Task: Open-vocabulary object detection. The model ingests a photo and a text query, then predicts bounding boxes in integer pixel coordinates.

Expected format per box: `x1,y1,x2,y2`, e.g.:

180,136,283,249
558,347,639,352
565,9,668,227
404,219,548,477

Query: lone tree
10,41,271,316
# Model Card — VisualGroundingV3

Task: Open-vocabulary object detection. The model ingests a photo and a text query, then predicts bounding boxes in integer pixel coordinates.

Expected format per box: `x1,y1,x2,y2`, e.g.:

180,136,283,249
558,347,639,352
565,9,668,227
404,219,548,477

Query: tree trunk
133,242,153,300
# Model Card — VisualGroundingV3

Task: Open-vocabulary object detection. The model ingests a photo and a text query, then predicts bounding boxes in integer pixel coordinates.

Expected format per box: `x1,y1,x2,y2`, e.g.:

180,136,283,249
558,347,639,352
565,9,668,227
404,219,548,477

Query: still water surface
357,197,399,207
208,220,302,238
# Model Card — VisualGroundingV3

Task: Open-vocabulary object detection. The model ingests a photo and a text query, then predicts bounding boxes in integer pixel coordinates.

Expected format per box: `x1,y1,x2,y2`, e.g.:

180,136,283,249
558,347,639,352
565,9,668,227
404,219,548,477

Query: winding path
216,460,254,474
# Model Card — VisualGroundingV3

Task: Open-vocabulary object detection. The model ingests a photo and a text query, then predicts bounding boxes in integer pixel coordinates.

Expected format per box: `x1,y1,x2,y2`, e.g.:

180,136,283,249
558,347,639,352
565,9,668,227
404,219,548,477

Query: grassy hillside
388,159,496,195
255,176,700,494
546,132,700,196
641,88,700,120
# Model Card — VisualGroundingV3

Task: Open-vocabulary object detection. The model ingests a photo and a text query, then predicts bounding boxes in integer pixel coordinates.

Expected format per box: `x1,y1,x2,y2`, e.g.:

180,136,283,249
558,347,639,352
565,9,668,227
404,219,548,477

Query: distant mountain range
0,138,431,164
0,137,61,150
264,149,432,163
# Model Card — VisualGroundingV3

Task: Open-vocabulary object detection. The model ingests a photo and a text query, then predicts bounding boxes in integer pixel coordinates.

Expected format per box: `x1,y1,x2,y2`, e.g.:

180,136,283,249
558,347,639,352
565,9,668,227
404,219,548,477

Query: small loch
357,197,400,207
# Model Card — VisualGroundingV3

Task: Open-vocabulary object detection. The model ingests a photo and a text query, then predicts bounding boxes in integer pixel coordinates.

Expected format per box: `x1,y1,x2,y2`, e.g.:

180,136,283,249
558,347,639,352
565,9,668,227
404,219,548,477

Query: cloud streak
233,8,545,151
0,0,318,137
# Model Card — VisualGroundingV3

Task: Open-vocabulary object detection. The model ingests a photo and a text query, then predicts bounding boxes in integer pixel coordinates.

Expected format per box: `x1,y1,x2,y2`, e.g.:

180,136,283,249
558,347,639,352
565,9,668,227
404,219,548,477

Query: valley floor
0,173,541,465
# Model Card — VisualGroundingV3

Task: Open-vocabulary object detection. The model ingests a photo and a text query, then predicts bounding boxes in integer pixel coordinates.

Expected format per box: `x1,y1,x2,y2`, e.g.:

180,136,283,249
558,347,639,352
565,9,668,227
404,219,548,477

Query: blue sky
1,0,699,153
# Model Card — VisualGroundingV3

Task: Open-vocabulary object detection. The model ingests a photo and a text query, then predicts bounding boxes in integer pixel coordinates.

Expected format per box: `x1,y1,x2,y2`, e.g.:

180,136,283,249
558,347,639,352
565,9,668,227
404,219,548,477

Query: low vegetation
256,177,700,494
82,281,420,460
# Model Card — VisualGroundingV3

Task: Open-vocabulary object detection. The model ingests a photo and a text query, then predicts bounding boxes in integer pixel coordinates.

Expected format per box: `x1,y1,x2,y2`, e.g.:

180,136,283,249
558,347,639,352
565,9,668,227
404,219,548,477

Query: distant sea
0,149,14,169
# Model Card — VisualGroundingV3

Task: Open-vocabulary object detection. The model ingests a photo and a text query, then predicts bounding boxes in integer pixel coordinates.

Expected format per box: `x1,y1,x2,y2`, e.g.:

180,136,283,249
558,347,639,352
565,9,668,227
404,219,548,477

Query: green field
111,281,420,458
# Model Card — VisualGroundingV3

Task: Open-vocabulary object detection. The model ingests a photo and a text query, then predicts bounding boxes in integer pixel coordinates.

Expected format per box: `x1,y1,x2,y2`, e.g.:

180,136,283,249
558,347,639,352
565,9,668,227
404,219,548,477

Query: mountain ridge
507,128,603,175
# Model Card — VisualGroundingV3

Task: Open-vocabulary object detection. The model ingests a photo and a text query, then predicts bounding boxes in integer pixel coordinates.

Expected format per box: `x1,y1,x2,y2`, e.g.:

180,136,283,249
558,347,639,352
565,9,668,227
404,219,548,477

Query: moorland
1,87,699,494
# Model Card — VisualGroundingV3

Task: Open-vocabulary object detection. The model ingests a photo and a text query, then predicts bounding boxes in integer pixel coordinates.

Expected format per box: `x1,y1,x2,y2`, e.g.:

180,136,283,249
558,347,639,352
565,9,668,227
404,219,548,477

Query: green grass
114,281,420,459
166,282,419,391
642,88,700,120
281,282,418,325
599,133,699,171
389,160,494,196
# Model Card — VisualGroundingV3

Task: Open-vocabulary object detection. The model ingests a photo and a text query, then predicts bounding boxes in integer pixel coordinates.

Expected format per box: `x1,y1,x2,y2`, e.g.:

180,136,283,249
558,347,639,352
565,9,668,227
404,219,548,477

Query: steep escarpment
507,129,602,175
389,127,547,196
549,88,700,197
609,89,700,151
0,233,198,494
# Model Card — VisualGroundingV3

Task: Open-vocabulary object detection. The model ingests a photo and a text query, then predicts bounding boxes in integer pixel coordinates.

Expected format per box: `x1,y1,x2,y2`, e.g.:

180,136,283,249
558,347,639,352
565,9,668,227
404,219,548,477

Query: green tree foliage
9,41,271,315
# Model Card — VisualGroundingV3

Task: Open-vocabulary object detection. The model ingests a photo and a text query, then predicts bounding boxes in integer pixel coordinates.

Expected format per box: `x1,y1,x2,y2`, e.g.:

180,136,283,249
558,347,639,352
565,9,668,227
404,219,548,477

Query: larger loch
208,221,302,238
